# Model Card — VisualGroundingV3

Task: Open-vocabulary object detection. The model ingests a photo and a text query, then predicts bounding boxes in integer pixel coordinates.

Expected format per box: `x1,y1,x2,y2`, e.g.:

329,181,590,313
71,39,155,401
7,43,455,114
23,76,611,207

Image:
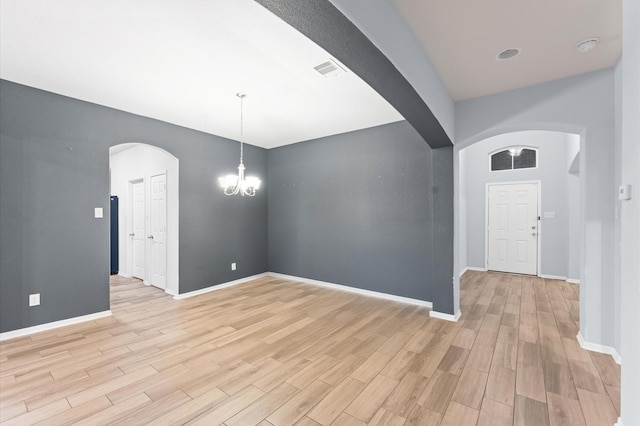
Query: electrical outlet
231,262,236,271
29,293,40,307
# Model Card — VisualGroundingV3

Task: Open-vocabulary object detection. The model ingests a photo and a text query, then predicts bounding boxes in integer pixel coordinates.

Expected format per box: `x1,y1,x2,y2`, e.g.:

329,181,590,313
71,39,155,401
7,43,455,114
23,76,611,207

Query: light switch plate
619,184,632,200
94,207,103,218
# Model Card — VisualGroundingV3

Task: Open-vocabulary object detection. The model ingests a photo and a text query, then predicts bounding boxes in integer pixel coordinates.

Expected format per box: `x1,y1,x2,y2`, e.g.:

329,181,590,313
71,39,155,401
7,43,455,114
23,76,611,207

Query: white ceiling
0,0,403,149
0,0,623,146
392,0,622,101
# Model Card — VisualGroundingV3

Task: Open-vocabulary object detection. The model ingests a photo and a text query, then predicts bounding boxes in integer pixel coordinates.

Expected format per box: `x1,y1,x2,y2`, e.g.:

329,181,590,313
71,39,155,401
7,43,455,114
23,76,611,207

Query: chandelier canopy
219,93,261,196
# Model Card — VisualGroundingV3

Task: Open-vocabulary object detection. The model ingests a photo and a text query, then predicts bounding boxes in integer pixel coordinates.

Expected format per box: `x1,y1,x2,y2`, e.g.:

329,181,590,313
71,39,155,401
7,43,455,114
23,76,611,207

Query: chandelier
218,93,261,196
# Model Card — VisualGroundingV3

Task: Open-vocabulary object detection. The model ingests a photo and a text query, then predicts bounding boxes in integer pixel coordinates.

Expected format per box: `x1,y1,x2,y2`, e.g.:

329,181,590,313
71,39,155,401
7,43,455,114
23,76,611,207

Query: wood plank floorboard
0,272,620,425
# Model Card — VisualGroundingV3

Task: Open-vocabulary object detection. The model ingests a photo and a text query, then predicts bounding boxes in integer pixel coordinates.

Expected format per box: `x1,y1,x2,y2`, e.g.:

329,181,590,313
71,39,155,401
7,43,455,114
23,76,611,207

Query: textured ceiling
392,0,622,101
0,0,622,146
0,0,403,149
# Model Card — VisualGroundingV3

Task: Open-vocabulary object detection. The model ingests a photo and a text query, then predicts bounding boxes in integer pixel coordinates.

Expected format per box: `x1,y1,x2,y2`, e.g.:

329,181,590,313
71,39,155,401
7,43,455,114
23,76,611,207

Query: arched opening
458,130,581,281
109,143,179,297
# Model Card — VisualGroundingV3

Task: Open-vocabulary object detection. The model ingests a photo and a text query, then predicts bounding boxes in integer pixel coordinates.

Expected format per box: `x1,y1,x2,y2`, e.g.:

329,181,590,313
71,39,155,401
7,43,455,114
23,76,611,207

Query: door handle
148,235,154,239
531,233,537,236
129,233,135,237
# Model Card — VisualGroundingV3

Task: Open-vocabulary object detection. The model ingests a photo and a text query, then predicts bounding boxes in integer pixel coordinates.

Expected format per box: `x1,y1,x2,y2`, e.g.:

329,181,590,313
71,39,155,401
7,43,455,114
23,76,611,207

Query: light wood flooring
0,271,620,425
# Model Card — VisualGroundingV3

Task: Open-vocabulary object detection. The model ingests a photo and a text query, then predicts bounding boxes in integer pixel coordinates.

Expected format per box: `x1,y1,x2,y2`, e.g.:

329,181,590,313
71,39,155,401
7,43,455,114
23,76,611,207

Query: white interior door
487,182,539,275
131,180,145,280
149,172,167,289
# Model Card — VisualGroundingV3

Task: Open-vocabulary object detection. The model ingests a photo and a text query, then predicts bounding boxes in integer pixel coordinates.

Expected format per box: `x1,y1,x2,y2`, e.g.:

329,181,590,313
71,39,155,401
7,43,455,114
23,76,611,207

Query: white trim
538,274,567,281
173,273,270,300
576,332,622,365
164,288,177,296
460,267,487,277
429,310,462,322
0,310,112,342
537,274,580,284
268,273,433,308
614,417,623,426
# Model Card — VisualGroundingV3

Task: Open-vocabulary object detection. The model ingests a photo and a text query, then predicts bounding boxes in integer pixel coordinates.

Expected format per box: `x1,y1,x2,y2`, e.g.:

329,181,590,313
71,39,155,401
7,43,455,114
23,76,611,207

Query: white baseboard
429,310,462,322
538,274,567,281
459,267,486,277
173,273,270,300
577,332,622,365
539,274,580,285
268,273,433,309
614,418,623,426
0,310,112,342
164,288,177,297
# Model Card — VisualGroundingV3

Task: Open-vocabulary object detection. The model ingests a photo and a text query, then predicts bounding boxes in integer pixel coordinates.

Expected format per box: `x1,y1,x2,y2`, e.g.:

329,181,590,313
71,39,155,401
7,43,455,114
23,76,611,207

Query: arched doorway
109,143,179,295
457,130,581,281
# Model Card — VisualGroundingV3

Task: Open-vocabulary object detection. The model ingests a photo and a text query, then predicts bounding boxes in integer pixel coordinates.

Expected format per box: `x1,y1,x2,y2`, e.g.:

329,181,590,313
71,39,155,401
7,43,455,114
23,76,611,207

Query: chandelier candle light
219,93,261,196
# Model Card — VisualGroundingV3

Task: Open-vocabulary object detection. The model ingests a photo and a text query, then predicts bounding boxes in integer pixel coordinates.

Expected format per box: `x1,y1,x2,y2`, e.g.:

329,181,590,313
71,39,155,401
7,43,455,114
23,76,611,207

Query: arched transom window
490,147,538,171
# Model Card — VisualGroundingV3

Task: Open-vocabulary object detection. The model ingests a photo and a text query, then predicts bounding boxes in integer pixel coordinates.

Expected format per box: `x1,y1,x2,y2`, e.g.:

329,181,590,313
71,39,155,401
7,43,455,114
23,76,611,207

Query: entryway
109,143,179,296
486,181,539,275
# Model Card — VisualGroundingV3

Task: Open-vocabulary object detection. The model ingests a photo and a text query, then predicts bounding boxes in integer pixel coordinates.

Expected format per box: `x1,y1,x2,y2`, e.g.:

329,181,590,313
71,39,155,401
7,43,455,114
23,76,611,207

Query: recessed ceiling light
577,38,599,53
496,48,521,61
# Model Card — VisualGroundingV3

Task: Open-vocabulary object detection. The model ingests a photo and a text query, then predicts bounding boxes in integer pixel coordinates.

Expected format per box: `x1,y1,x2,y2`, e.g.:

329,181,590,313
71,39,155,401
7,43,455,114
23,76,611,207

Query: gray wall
268,121,454,313
328,0,455,141
566,137,581,282
0,80,268,333
461,131,579,280
430,146,454,313
455,69,617,350
619,0,640,423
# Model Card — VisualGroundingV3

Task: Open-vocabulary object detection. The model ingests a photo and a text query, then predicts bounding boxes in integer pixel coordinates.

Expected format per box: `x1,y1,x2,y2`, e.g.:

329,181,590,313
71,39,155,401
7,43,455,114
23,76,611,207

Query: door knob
531,226,536,230
531,233,537,236
129,233,135,237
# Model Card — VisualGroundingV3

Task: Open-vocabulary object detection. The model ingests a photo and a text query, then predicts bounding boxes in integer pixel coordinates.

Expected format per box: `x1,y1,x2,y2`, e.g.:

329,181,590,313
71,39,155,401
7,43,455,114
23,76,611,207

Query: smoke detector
577,38,599,53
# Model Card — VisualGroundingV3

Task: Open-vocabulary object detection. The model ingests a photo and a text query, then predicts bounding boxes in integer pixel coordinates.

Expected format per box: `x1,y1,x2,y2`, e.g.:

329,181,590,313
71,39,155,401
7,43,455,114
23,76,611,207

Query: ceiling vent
314,59,346,78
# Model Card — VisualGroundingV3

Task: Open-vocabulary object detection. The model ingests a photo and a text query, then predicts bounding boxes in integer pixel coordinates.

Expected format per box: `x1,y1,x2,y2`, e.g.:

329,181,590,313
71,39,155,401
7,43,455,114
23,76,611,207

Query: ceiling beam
255,0,452,149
